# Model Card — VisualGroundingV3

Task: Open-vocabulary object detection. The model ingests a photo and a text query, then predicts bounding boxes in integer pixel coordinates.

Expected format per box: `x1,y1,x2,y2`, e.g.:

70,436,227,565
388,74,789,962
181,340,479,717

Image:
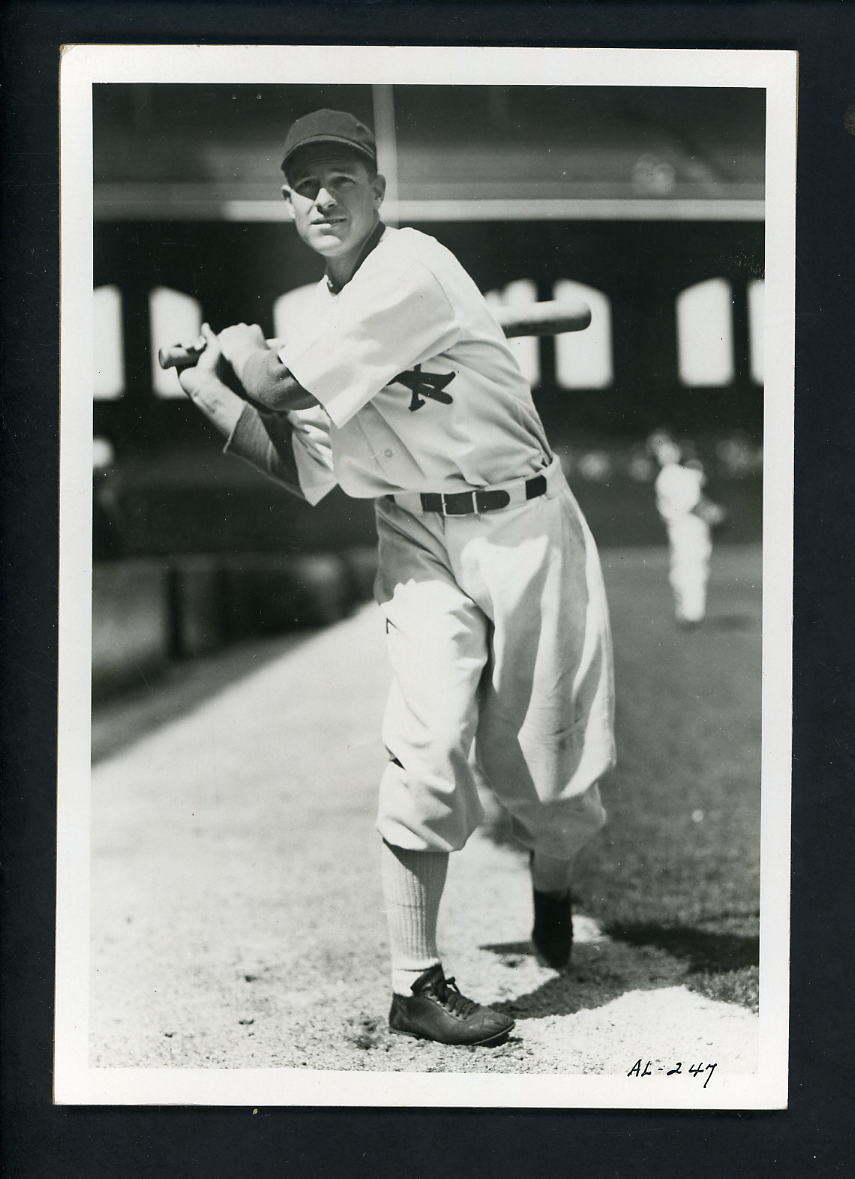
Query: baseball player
648,429,723,627
178,110,616,1047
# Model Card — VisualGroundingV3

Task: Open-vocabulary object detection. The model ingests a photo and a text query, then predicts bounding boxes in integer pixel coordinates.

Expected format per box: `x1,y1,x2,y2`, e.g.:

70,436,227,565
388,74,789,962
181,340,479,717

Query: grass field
486,543,763,1011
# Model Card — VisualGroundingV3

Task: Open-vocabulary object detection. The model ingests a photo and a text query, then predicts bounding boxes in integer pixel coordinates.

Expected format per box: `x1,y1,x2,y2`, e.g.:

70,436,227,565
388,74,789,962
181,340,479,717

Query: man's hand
178,323,245,438
177,324,220,397
217,322,269,379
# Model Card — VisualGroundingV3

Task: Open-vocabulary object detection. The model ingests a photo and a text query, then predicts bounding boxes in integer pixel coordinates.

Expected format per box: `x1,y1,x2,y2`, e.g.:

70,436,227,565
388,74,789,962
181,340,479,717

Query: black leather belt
419,473,548,516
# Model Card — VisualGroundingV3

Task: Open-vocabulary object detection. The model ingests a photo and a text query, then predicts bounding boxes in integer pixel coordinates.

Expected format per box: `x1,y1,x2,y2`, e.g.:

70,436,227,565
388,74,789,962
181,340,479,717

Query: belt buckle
439,491,475,516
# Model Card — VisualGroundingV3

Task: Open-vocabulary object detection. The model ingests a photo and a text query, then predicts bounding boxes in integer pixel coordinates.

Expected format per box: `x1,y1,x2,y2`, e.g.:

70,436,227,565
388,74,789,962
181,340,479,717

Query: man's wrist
187,372,229,404
188,375,245,434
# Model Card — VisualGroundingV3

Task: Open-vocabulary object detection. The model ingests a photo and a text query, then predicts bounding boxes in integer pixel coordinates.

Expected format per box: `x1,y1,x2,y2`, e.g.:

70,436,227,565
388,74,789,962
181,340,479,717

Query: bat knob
158,341,206,370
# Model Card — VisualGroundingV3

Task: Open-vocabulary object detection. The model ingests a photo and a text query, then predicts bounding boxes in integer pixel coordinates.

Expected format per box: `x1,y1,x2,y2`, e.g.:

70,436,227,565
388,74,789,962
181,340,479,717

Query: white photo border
56,43,796,1109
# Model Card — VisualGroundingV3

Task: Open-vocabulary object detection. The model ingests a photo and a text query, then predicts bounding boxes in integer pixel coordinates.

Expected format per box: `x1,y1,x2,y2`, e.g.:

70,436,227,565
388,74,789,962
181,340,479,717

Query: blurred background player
647,428,725,628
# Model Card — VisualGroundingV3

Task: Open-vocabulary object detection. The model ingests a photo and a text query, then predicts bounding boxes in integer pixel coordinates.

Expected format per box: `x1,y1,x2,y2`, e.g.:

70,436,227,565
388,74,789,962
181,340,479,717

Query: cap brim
282,135,377,173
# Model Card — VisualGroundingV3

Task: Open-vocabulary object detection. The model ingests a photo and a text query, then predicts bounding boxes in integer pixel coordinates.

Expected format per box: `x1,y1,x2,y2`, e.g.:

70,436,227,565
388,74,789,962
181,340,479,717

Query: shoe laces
433,975,478,1019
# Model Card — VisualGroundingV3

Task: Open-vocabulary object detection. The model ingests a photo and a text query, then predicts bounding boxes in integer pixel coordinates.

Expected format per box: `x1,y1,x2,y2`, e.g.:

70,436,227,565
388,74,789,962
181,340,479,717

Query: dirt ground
89,554,760,1086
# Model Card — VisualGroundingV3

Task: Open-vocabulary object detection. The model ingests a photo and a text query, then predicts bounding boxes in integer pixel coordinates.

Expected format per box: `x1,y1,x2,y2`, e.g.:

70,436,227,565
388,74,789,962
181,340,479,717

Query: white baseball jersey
265,226,551,499
654,460,704,521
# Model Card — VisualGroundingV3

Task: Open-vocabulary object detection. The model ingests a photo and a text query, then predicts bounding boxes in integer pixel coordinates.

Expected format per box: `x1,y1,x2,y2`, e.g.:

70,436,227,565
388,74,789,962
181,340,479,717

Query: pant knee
508,781,607,859
377,757,483,853
581,783,607,832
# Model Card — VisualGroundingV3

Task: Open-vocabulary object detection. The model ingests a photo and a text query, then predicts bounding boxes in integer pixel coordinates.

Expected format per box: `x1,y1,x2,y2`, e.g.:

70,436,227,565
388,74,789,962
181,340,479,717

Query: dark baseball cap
281,109,377,175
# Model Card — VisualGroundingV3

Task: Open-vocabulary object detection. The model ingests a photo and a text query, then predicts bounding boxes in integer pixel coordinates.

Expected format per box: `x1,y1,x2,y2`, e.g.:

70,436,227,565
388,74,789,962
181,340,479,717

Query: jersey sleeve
223,402,336,505
277,254,460,428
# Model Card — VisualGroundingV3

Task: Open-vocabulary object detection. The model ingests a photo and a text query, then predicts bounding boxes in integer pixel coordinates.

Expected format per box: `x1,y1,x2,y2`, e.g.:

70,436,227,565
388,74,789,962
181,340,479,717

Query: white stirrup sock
380,840,449,996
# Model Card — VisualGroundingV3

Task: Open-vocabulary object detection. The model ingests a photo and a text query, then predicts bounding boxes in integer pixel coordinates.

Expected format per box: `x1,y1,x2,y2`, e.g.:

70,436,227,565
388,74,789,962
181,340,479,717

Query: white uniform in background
654,459,712,625
226,224,615,858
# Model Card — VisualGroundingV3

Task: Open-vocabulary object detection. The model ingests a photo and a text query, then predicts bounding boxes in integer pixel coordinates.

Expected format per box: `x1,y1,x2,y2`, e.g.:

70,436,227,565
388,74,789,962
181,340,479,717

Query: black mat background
2,3,853,1174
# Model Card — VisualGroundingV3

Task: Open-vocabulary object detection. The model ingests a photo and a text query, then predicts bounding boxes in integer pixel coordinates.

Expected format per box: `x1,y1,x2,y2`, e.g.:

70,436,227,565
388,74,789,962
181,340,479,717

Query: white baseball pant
373,456,615,858
666,515,712,623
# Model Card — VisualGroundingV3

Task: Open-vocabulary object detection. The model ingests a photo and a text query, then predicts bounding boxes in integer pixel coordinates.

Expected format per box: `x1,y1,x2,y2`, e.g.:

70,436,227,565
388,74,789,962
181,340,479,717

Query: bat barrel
495,299,592,337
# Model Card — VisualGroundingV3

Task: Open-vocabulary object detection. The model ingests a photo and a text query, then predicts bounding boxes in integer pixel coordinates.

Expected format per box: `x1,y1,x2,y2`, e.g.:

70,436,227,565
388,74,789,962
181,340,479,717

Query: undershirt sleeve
223,403,336,505
278,255,460,428
237,349,317,413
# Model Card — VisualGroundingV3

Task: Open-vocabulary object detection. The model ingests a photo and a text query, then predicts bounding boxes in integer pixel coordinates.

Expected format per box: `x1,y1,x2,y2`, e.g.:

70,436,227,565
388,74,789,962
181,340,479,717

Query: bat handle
158,342,207,371
157,336,282,370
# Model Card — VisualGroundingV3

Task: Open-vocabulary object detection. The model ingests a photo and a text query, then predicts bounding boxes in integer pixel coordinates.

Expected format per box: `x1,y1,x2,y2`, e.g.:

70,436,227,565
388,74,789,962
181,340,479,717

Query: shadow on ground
92,631,318,763
700,613,757,632
481,936,687,1020
481,922,759,1020
606,922,759,972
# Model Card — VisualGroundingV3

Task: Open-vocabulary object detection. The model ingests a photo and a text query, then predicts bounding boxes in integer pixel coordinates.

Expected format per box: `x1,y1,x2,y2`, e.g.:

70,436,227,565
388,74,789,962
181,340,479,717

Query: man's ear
281,184,295,219
373,173,387,206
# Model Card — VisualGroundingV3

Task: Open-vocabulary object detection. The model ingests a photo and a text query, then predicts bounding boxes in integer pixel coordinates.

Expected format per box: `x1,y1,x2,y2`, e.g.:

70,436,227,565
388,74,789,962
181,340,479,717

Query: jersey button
384,449,394,458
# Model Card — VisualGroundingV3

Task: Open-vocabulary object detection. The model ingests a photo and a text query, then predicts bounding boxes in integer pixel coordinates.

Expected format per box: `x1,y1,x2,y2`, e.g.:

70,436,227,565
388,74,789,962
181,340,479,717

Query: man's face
283,147,385,264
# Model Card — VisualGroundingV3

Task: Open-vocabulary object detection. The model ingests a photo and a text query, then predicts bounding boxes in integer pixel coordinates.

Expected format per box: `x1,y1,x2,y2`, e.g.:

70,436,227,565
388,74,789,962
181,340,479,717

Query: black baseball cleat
531,888,574,970
389,964,515,1047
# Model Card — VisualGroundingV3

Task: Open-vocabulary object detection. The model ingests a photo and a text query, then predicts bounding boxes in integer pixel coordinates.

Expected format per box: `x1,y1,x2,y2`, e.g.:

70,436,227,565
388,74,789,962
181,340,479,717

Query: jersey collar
325,219,387,294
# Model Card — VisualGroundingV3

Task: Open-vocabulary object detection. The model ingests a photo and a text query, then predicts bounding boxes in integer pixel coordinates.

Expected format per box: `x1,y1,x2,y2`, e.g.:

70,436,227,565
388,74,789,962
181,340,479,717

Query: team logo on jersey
391,364,455,412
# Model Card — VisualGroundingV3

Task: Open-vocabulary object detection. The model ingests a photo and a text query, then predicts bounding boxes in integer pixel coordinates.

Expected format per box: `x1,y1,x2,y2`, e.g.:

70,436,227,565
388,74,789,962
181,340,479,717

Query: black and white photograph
54,44,795,1108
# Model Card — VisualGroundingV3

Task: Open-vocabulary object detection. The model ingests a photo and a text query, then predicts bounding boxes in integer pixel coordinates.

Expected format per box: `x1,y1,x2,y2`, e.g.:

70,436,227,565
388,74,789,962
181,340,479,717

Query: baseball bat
494,299,592,338
157,299,591,372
